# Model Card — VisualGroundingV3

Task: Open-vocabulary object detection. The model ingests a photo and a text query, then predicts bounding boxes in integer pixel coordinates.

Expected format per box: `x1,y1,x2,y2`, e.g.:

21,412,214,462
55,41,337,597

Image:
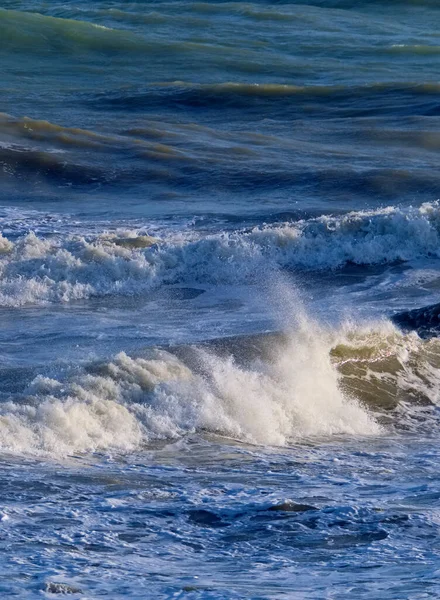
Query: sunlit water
1,0,440,597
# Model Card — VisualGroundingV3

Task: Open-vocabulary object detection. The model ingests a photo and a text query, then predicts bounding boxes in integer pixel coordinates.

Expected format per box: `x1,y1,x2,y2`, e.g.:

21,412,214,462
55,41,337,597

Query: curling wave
0,316,382,456
2,315,440,457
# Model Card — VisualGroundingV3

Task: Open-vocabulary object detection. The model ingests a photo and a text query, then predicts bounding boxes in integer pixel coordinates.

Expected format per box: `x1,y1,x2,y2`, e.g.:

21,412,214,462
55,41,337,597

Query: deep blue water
1,1,440,597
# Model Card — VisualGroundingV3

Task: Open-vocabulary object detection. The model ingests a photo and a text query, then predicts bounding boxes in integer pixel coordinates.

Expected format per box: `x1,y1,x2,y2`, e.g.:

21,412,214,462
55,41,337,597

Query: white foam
0,234,13,254
0,314,381,457
1,202,440,306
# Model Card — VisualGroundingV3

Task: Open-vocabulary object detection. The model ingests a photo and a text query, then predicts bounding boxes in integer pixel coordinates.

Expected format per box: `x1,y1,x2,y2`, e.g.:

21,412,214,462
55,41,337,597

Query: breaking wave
0,315,383,457
1,202,440,306
2,311,440,457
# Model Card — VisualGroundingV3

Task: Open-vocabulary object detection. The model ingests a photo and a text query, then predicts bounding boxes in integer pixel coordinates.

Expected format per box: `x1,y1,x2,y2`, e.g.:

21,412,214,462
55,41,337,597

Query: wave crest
1,203,440,306
0,318,381,456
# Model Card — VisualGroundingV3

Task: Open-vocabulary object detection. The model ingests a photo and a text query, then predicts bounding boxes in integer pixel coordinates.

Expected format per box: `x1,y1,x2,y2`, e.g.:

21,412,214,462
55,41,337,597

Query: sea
1,0,440,597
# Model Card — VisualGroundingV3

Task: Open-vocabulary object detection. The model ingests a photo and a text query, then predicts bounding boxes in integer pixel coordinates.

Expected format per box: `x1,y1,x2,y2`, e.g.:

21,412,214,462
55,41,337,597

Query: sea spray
0,299,381,456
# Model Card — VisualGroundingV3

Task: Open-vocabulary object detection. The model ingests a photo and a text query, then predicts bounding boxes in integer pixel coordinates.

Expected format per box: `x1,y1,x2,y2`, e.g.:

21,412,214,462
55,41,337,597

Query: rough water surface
1,0,440,598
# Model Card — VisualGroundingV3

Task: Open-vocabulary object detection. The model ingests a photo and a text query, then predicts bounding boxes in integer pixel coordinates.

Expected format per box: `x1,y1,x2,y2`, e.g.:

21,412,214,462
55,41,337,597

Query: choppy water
1,0,440,597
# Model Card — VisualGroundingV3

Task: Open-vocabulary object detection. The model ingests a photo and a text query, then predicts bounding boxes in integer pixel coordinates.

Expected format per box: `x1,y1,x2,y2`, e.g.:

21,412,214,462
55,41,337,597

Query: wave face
333,323,440,416
0,203,440,306
0,9,151,54
3,313,440,457
0,317,383,456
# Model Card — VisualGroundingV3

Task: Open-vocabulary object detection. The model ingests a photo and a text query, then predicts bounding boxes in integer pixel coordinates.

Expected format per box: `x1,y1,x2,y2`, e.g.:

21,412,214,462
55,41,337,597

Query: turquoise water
1,1,440,597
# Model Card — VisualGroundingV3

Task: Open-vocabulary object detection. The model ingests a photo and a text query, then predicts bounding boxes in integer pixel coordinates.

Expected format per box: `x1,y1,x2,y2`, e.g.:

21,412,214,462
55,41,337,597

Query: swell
0,114,187,187
95,82,440,119
2,145,438,195
3,109,439,194
0,202,440,306
269,0,440,6
0,8,271,59
0,8,155,54
0,145,107,185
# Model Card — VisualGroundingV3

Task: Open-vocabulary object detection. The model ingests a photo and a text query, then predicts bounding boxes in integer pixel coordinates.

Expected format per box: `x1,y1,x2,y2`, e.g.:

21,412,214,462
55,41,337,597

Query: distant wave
96,81,440,118
0,113,185,186
0,8,151,54
0,202,440,306
389,44,440,56
0,8,267,58
0,144,107,185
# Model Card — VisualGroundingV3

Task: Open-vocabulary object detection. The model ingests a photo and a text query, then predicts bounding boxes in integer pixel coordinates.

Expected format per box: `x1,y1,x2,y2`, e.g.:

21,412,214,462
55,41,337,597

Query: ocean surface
1,0,440,597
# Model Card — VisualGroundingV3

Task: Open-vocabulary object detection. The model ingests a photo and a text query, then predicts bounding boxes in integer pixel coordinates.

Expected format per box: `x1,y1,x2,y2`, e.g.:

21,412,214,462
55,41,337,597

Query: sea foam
0,316,380,457
0,202,440,306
